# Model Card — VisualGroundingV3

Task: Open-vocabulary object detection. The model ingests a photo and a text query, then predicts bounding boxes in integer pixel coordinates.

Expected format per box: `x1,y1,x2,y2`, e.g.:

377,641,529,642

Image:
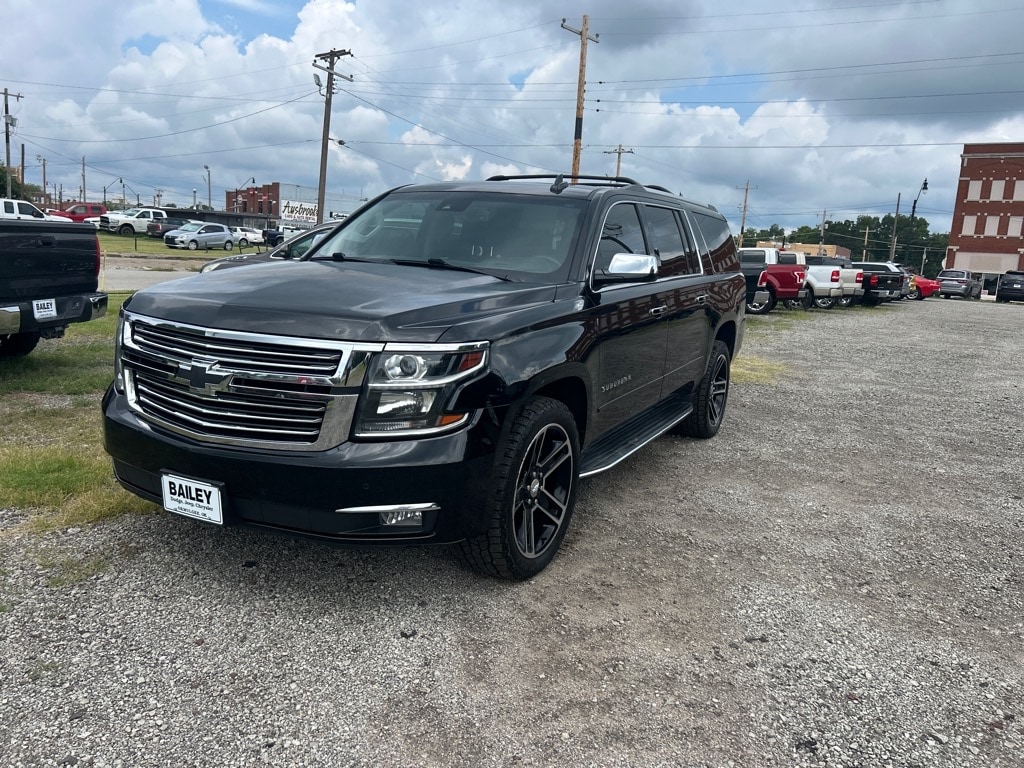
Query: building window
984,215,1000,236
967,180,982,200
1009,216,1023,237
962,215,976,235
990,180,1005,201
1014,180,1024,201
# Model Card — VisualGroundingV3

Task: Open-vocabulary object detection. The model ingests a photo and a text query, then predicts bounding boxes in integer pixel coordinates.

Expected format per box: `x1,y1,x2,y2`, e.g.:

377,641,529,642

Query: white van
0,198,67,221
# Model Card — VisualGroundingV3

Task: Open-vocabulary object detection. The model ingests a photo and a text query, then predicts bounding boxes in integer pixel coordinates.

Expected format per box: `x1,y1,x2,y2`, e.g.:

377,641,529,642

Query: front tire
118,224,134,236
459,397,579,580
674,340,730,439
188,240,199,251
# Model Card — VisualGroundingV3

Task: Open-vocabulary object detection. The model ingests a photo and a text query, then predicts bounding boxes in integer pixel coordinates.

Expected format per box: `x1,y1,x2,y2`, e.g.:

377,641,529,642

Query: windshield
176,223,202,233
310,191,586,280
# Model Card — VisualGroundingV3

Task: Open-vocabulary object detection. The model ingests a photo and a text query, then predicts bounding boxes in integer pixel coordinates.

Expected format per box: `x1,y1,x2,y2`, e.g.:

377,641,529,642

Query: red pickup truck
49,202,108,223
738,248,808,315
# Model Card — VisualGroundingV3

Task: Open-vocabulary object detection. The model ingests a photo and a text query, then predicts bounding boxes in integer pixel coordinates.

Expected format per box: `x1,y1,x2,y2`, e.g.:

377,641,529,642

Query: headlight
113,310,129,393
354,343,488,437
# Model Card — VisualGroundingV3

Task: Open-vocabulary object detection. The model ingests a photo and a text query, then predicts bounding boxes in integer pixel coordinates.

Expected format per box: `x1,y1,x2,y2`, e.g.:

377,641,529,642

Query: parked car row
736,249,1017,315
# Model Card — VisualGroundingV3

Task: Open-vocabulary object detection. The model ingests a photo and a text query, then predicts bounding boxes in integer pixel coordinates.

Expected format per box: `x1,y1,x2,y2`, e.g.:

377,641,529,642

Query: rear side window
778,253,798,264
689,211,738,274
739,249,767,265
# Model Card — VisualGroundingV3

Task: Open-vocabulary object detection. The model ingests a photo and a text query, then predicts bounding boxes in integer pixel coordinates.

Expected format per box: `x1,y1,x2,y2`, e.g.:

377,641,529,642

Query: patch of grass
0,290,155,535
33,551,112,587
733,355,787,384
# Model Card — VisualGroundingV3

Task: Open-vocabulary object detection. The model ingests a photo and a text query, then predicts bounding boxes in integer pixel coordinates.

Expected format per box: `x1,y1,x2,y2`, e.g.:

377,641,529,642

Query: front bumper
102,387,497,545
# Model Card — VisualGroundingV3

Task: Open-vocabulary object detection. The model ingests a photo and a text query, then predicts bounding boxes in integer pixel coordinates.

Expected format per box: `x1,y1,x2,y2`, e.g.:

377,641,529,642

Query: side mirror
595,253,659,283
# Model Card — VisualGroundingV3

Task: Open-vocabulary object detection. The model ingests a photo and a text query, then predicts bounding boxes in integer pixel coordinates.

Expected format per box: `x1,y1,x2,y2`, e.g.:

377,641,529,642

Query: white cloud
5,0,1022,231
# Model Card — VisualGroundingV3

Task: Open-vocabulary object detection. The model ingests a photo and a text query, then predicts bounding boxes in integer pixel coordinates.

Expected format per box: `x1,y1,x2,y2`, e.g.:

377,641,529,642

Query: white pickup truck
99,207,170,236
801,255,865,308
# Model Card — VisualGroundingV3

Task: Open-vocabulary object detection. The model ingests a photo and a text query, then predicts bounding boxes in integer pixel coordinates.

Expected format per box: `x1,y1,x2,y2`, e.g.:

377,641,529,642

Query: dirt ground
1,298,1021,767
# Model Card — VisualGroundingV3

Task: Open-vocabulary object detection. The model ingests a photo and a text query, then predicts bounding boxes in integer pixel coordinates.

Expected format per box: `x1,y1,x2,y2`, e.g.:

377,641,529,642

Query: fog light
380,509,423,526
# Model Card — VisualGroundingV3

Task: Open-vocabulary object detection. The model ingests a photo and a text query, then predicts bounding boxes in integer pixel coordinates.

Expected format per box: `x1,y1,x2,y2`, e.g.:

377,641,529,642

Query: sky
5,0,1024,246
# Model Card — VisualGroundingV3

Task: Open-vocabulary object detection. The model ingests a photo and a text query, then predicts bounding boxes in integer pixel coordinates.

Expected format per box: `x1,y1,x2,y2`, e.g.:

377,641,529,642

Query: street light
203,165,211,209
192,188,197,208
909,178,928,274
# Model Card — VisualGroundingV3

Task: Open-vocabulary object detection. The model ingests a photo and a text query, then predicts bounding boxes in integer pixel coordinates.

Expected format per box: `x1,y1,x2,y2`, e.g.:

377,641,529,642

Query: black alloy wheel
460,397,579,580
674,340,730,439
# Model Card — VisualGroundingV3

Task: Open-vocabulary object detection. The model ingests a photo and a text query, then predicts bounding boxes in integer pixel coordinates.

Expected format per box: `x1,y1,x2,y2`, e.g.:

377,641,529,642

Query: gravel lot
1,297,1022,767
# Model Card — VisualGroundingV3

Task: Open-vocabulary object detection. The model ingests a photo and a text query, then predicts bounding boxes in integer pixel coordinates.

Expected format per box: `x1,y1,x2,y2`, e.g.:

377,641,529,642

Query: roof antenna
550,174,569,194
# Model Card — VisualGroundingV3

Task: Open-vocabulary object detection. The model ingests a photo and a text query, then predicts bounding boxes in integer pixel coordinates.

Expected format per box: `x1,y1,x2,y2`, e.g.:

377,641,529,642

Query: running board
579,394,693,478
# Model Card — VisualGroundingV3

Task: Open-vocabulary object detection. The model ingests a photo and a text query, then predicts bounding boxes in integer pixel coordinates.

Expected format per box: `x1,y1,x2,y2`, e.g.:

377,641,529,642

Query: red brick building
946,142,1024,293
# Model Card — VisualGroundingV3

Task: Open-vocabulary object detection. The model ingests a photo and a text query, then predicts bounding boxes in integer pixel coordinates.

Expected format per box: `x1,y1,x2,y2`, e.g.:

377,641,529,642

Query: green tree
0,166,24,198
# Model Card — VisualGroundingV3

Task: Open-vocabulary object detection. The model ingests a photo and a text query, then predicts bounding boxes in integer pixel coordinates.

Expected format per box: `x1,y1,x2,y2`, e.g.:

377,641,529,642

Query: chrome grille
121,312,381,451
130,320,343,375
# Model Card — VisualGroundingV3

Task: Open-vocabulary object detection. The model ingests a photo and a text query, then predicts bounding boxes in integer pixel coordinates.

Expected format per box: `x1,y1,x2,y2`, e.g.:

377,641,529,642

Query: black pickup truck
1,219,108,357
856,261,905,305
103,175,746,579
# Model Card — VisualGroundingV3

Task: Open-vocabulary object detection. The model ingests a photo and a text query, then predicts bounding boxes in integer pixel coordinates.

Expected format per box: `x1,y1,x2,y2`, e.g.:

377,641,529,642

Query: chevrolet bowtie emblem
180,360,226,393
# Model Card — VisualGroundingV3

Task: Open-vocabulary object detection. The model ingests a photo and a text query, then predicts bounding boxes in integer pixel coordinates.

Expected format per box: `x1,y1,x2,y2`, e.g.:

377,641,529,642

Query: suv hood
125,260,559,342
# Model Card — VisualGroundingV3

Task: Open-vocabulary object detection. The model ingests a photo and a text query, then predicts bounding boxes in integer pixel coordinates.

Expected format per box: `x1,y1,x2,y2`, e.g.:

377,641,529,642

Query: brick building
946,142,1024,294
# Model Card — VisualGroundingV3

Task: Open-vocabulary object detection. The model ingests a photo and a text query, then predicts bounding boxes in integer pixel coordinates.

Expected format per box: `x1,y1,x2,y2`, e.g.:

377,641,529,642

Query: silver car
164,222,237,251
937,268,982,299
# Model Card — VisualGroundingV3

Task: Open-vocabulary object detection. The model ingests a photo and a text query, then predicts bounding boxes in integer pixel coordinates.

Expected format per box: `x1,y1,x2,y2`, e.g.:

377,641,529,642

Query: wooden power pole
312,48,352,224
561,16,598,180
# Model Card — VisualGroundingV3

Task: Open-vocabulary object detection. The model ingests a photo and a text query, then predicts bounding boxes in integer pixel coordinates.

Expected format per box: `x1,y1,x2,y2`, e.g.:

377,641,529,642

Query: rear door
647,204,712,396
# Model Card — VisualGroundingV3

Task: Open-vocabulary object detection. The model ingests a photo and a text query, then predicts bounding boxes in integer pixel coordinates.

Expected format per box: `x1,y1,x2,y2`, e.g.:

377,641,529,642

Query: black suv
996,270,1024,303
103,175,746,579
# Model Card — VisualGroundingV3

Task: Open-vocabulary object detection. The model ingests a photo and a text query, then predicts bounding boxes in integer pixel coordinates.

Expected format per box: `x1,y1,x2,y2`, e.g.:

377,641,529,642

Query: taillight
830,269,840,282
868,273,879,287
757,270,768,288
856,271,864,284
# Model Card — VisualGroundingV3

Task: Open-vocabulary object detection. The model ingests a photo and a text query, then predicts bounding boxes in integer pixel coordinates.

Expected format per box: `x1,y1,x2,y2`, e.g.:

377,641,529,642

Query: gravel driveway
1,298,1021,767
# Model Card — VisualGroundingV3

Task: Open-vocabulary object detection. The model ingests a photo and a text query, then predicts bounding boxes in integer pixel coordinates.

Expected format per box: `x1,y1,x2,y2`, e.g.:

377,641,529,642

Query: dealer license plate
33,298,57,320
160,473,223,525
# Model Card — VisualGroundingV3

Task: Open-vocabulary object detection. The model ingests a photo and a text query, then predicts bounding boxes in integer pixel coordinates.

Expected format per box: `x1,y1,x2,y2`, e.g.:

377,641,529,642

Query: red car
908,274,940,300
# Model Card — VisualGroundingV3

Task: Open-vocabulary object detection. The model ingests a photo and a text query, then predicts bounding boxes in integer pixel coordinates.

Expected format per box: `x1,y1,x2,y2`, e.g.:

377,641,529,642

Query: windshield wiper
390,258,513,282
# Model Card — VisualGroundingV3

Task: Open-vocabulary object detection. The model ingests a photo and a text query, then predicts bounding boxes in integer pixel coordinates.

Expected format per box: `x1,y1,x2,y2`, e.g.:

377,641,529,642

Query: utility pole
312,48,352,224
888,192,901,261
818,209,828,256
4,88,25,197
81,157,86,202
604,144,633,177
861,226,871,261
736,180,755,247
561,16,599,180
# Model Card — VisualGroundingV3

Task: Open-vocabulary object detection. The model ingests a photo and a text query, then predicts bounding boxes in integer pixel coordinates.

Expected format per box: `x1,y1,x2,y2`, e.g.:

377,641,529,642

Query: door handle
696,294,708,304
649,305,667,316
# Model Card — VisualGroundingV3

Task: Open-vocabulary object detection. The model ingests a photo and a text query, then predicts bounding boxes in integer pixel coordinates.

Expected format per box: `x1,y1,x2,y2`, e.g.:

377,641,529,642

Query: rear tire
674,340,730,440
746,293,775,315
812,296,836,309
459,397,579,580
0,331,41,358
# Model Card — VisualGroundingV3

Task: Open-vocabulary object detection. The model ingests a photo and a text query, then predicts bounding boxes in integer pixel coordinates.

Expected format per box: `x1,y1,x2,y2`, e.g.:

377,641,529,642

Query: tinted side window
689,211,738,274
645,205,697,277
595,203,647,273
3,201,13,214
